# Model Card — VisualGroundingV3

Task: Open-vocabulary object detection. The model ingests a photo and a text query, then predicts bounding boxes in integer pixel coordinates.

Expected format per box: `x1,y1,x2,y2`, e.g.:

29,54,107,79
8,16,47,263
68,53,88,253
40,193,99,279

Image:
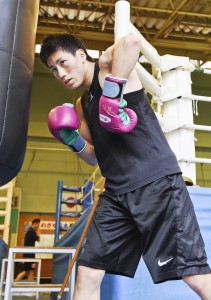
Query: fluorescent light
201,61,211,69
35,44,41,53
87,49,99,59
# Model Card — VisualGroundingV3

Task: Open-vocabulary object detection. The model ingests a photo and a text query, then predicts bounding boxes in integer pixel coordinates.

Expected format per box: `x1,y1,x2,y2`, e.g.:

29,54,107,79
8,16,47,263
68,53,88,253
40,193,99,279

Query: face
32,222,40,231
47,48,87,90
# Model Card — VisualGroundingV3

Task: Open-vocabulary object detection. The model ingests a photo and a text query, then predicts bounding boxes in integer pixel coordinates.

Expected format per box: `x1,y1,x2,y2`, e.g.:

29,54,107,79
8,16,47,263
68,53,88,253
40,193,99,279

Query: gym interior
0,1,211,299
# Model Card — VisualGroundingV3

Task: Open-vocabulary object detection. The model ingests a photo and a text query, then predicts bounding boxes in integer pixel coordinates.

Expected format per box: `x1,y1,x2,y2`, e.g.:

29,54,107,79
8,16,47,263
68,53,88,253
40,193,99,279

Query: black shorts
23,262,35,272
78,173,211,283
23,254,35,272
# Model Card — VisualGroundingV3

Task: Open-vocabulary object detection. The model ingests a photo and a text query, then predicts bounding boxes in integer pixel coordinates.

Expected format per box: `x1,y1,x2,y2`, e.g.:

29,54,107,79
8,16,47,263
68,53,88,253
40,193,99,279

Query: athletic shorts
23,254,35,271
23,262,35,271
78,173,211,283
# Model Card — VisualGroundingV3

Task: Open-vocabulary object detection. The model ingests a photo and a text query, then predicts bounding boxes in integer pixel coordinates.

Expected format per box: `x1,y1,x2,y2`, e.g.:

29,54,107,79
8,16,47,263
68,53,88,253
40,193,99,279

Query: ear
77,49,87,62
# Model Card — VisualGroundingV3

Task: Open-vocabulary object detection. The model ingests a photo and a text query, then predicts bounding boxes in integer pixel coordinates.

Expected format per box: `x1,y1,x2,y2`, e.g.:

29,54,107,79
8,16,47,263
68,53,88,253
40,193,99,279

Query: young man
16,218,40,280
40,34,211,300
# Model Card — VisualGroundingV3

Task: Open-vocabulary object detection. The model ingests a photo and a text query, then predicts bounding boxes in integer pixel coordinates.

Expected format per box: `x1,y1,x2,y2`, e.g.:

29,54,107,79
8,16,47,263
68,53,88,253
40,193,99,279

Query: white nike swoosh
158,257,173,267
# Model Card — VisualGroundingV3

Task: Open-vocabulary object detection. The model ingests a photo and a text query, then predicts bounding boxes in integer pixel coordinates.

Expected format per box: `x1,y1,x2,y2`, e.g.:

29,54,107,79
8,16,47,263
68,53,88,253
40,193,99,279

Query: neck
83,61,95,91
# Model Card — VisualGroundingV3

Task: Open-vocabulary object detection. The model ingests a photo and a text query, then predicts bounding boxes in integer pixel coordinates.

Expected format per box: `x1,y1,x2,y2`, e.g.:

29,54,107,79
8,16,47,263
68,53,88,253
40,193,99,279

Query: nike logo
89,93,94,102
158,257,173,267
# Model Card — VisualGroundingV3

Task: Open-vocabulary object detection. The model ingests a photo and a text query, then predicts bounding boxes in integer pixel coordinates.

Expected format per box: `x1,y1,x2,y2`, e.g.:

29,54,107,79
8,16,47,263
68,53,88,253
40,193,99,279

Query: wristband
68,134,87,153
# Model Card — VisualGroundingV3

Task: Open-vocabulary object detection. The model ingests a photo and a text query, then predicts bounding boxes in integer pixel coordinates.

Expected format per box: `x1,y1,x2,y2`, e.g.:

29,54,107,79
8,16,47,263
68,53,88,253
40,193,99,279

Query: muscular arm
75,98,98,166
98,34,142,91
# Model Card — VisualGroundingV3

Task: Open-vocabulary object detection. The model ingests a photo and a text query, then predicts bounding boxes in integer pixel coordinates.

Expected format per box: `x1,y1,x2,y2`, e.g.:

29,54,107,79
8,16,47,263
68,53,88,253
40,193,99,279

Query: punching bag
0,237,8,276
0,0,39,186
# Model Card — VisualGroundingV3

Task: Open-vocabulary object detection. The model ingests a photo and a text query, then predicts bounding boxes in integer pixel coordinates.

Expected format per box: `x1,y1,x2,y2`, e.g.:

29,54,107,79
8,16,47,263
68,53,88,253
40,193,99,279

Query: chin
65,83,75,90
67,82,80,90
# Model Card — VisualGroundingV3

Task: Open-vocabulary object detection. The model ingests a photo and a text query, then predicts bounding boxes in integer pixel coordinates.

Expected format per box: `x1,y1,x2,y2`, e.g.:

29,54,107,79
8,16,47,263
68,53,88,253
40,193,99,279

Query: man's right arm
47,98,98,166
35,230,40,242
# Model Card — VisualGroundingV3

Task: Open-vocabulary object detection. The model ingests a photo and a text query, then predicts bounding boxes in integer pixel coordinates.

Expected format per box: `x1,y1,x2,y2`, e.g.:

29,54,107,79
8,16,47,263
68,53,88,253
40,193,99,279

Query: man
40,34,211,300
16,218,40,280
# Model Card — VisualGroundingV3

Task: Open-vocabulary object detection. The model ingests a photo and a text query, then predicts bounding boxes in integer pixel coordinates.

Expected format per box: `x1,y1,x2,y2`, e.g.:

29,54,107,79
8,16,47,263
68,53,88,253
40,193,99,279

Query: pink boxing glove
99,75,138,133
48,103,87,153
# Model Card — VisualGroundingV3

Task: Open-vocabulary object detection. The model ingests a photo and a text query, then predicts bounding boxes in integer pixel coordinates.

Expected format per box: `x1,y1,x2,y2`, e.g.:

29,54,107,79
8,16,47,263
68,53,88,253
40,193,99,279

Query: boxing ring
52,170,104,300
54,167,100,244
115,0,211,186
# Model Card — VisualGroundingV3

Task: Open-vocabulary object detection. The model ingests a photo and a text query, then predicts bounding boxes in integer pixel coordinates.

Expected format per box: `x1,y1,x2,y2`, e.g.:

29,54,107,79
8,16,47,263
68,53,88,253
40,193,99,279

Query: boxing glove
48,103,87,153
99,75,138,133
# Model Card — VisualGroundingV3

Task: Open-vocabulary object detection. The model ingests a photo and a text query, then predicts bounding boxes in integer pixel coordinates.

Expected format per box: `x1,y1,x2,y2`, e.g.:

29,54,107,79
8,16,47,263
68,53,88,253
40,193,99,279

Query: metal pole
115,0,162,97
54,180,63,244
184,94,211,103
129,22,162,69
183,124,211,132
179,158,211,164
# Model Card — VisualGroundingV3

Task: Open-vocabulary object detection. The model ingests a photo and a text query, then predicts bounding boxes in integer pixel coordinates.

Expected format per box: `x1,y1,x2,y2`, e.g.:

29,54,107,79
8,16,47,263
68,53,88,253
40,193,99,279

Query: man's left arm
97,34,142,133
98,34,142,82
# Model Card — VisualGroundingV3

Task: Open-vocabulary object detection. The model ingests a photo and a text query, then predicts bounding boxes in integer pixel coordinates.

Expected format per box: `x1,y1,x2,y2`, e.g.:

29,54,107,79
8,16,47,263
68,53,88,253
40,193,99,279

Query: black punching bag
0,0,39,186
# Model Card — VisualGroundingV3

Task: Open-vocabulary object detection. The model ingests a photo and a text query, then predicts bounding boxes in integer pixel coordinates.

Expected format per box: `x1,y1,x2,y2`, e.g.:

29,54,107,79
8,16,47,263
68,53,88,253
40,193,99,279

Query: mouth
64,78,72,86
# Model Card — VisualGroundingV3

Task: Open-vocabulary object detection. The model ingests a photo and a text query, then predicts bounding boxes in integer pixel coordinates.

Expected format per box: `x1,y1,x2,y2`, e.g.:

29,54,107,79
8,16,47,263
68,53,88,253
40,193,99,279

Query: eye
51,68,57,73
60,60,66,65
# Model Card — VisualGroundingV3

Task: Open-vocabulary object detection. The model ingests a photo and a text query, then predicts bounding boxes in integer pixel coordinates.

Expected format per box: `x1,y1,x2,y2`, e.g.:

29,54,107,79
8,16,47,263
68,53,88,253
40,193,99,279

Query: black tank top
81,63,181,195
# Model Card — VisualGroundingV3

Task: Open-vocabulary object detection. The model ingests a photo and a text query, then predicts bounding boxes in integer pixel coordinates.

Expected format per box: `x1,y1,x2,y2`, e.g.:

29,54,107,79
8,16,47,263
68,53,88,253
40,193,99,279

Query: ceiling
37,0,211,63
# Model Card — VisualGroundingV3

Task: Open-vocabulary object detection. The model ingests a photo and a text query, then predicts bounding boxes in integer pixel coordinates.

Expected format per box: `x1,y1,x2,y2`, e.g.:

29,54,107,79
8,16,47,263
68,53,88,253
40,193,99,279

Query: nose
57,67,66,80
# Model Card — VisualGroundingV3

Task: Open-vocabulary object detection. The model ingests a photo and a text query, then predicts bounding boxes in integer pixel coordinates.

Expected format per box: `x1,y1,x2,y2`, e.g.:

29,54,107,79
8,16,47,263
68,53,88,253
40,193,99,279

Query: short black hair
32,218,40,224
40,34,94,65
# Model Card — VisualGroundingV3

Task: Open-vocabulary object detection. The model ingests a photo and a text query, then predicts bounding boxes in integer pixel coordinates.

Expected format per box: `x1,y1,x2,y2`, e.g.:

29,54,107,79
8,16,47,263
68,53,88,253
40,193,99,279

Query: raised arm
98,34,142,90
98,34,142,134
